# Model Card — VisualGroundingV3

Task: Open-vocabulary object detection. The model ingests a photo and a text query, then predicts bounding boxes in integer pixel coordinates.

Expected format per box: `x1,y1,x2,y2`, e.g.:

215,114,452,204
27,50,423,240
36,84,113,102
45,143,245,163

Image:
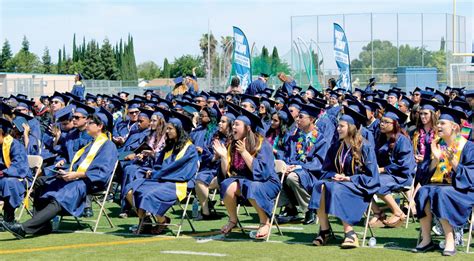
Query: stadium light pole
452,0,474,56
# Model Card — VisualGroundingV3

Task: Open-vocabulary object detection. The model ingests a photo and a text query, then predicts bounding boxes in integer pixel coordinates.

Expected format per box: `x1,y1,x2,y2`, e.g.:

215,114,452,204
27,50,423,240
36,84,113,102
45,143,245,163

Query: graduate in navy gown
195,106,237,220
11,111,41,155
370,104,416,228
265,105,293,160
119,109,152,158
0,118,32,225
112,100,140,147
125,111,199,235
309,106,380,248
14,96,42,141
71,73,85,100
258,99,273,134
413,106,474,256
277,104,330,225
362,100,381,143
2,109,117,239
325,91,342,121
244,73,269,96
213,107,280,239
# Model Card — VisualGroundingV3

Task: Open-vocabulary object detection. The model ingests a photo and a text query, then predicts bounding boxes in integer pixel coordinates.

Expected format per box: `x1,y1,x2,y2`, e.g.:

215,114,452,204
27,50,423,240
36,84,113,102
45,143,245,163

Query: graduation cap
0,102,14,116
293,86,303,92
399,95,414,109
368,77,376,86
16,94,28,100
177,101,201,113
76,72,84,81
196,91,209,100
42,154,58,167
71,100,95,116
14,97,35,111
387,89,401,98
450,100,471,114
347,99,367,116
138,108,154,119
144,89,154,96
223,102,240,122
112,94,126,104
300,104,321,118
134,94,147,102
328,90,342,99
54,105,74,122
411,87,422,94
344,93,357,101
438,106,467,125
376,90,386,99
134,142,153,154
419,99,439,112
373,98,388,109
433,90,450,105
465,90,474,99
240,94,260,108
151,105,168,120
383,103,408,125
308,98,326,109
445,86,452,92
0,117,13,132
236,105,264,132
85,93,97,103
169,110,194,132
362,100,380,112
260,97,275,108
450,87,465,95
107,98,124,110
353,88,365,95
173,76,184,86
274,95,286,105
95,106,114,132
259,72,270,78
12,111,33,133
118,91,130,97
277,105,294,126
425,87,435,93
126,99,142,109
340,105,368,129
51,91,71,105
420,90,434,100
154,96,172,109
65,92,82,102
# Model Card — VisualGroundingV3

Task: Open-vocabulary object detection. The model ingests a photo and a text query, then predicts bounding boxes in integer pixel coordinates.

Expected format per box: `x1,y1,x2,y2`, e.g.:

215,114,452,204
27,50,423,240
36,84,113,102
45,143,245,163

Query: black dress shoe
1,221,26,239
83,208,94,218
277,215,300,224
411,241,435,253
303,211,316,225
278,207,298,218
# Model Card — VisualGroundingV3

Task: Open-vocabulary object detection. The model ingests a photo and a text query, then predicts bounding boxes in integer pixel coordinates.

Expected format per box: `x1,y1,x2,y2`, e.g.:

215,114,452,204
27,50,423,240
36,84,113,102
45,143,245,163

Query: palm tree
220,36,233,81
199,33,218,78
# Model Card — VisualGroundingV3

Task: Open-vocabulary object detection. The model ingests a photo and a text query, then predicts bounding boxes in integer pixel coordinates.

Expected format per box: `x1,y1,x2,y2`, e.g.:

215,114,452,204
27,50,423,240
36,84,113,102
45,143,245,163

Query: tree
10,36,40,73
41,46,52,73
199,33,218,77
137,61,161,80
0,39,13,72
100,38,120,80
162,58,170,78
83,40,105,79
57,49,62,74
21,36,29,52
270,46,280,75
169,55,204,78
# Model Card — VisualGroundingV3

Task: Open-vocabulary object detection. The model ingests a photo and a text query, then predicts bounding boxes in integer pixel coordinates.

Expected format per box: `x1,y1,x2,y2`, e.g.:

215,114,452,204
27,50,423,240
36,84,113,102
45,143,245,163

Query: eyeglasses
129,111,140,115
380,119,394,125
52,100,62,104
298,114,310,119
86,121,97,126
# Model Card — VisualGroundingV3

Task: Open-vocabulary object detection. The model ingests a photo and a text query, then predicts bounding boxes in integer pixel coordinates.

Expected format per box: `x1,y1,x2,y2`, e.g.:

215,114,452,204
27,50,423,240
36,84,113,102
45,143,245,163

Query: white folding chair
17,155,43,220
266,160,287,242
466,208,474,253
392,176,416,228
62,161,119,232
362,199,375,247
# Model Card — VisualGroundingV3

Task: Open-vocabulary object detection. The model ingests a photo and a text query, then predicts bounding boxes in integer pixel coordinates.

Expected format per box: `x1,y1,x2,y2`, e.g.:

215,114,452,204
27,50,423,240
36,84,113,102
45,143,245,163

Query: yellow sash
163,140,193,201
2,135,13,168
69,133,109,173
430,136,467,184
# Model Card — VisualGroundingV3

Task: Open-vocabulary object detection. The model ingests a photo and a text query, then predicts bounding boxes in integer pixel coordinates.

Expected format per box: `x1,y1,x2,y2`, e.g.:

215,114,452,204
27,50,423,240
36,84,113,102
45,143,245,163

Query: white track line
161,251,227,257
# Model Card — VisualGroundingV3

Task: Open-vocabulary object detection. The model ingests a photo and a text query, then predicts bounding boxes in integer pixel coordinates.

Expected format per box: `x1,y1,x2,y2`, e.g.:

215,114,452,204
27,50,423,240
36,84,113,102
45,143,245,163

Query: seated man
2,109,117,239
0,118,31,226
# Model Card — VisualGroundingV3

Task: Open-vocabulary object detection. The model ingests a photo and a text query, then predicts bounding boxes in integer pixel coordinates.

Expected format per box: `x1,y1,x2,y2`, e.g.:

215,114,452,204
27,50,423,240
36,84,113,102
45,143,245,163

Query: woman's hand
212,140,227,159
445,148,459,170
55,160,65,168
124,153,136,161
23,123,30,136
236,138,247,154
378,167,385,174
431,139,442,161
61,171,80,182
145,170,152,179
332,173,350,182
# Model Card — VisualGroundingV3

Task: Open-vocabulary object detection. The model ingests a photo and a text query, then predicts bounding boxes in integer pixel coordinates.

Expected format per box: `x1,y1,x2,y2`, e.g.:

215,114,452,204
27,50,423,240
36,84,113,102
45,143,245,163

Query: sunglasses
129,111,140,115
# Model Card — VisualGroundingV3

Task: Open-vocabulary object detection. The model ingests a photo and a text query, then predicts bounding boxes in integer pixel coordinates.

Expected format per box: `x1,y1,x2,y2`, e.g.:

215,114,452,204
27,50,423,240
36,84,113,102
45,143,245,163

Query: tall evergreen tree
162,58,170,78
100,38,120,80
0,39,13,71
21,36,29,52
83,40,105,79
41,46,52,73
57,49,62,74
72,33,77,62
270,46,280,75
260,46,271,74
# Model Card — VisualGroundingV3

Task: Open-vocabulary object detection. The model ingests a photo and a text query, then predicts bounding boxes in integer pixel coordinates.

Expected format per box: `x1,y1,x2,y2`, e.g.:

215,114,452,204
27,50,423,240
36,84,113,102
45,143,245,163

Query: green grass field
1,198,472,260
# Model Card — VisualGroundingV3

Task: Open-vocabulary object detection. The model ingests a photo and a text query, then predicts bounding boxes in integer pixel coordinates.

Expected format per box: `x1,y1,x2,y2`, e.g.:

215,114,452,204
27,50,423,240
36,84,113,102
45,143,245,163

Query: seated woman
119,109,168,218
413,106,474,256
195,105,238,220
213,108,281,239
11,111,41,155
309,106,380,248
125,111,199,234
2,109,118,239
0,118,31,226
258,98,273,133
265,106,293,160
370,104,416,228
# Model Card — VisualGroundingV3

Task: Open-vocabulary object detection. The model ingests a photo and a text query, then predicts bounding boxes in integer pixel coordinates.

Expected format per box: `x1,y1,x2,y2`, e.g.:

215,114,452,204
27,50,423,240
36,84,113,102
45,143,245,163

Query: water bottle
52,216,60,231
368,237,377,247
192,200,199,219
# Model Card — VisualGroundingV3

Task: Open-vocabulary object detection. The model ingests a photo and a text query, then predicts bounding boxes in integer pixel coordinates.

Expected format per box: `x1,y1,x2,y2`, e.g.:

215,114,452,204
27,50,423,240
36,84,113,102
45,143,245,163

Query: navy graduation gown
56,129,93,164
0,138,31,208
119,128,151,153
40,139,118,217
128,143,199,216
282,80,297,95
376,135,416,195
71,83,85,99
219,140,281,217
415,141,474,227
309,140,380,225
284,129,330,192
366,118,380,142
245,78,267,96
113,119,138,139
191,126,219,186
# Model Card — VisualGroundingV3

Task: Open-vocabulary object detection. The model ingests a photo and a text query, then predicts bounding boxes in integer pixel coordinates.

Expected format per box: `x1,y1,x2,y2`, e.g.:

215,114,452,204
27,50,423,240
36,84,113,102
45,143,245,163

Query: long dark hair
163,122,190,153
265,112,289,148
201,107,217,140
387,120,409,150
213,115,233,146
259,101,272,123
230,125,262,157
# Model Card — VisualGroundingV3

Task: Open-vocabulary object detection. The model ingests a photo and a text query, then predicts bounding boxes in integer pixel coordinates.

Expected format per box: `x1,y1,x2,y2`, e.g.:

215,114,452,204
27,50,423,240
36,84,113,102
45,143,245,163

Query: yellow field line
0,236,175,255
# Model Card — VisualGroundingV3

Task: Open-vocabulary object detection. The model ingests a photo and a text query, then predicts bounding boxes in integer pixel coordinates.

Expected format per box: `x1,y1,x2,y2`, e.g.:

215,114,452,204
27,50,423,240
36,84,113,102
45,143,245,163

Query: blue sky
0,0,472,67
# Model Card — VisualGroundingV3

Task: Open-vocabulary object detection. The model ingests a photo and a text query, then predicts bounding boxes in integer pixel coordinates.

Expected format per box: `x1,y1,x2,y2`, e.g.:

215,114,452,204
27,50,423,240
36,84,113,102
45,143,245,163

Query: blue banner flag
231,26,252,88
333,23,351,91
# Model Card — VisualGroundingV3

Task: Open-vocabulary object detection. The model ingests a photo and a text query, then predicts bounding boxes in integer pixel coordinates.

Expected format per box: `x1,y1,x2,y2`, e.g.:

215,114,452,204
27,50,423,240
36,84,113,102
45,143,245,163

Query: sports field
1,199,472,260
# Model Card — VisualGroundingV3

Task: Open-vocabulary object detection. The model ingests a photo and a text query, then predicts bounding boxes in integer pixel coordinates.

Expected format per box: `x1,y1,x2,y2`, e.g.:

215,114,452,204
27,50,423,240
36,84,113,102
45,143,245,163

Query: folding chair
265,160,287,241
392,176,416,228
17,155,43,220
62,161,119,232
466,209,474,253
362,197,376,247
137,162,199,238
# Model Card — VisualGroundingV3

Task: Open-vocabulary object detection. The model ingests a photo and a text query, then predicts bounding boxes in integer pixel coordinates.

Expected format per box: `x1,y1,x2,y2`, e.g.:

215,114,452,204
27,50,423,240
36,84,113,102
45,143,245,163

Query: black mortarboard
387,89,401,99
277,105,294,126
55,105,74,122
108,98,124,110
373,98,387,109
433,90,450,105
308,98,326,109
347,99,366,115
465,90,474,98
51,91,71,104
14,97,34,111
118,91,130,97
438,106,466,125
126,99,142,109
139,108,154,119
240,94,260,108
71,100,95,116
419,99,439,111
300,104,321,118
259,72,270,78
293,86,303,92
420,90,434,100
340,105,367,129
376,90,386,99
96,106,114,132
12,111,32,133
0,102,14,116
362,100,380,112
236,105,263,132
399,95,414,109
260,97,275,108
383,103,408,125
153,106,171,122
450,100,471,114
425,87,435,93
85,93,97,102
65,92,82,102
16,94,28,100
169,110,194,132
0,117,13,132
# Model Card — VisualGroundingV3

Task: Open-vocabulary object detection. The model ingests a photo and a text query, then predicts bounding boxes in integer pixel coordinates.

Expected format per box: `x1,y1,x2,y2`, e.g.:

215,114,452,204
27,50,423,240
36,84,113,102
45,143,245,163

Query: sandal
134,216,153,234
150,216,171,235
383,213,406,228
221,220,237,235
340,230,359,249
255,223,270,240
369,212,386,228
312,228,334,246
